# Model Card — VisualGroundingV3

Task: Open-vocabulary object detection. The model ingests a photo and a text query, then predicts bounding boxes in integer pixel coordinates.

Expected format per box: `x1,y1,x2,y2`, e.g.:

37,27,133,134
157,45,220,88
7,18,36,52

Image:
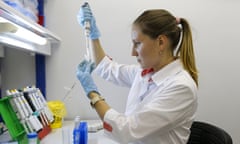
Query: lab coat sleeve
102,83,197,143
94,56,139,88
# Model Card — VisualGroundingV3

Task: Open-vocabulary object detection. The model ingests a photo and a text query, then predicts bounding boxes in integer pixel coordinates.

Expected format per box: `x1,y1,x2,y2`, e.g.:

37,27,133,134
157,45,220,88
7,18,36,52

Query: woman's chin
140,64,148,69
138,61,148,69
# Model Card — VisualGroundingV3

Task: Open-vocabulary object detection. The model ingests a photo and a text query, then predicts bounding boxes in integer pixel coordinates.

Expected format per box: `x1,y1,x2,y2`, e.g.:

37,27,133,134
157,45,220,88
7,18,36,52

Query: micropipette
62,22,90,101
82,2,92,61
84,21,91,61
63,14,92,99
63,3,92,100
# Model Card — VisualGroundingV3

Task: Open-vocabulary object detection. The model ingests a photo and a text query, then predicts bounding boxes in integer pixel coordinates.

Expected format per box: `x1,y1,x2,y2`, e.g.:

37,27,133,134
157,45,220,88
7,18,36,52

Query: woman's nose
131,47,138,56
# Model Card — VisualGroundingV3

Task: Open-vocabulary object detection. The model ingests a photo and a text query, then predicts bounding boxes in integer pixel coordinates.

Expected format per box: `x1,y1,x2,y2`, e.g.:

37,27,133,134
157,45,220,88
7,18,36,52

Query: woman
77,2,198,144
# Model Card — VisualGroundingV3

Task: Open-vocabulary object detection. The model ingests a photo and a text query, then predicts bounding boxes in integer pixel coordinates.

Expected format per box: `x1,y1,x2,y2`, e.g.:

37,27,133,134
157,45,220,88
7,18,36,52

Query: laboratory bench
40,120,118,144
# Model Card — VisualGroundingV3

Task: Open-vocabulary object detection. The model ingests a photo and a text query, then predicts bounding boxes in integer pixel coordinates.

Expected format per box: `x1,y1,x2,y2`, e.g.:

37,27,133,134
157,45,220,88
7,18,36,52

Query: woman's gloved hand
77,2,100,39
76,59,99,98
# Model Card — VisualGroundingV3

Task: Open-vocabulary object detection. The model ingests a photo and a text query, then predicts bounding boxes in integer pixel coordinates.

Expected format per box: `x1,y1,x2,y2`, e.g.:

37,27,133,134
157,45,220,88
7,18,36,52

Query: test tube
62,126,70,144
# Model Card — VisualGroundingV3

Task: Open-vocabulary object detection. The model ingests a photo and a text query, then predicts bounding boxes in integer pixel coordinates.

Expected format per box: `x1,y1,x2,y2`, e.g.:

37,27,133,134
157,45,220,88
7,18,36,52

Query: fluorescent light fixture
15,25,47,45
0,19,47,45
0,1,61,55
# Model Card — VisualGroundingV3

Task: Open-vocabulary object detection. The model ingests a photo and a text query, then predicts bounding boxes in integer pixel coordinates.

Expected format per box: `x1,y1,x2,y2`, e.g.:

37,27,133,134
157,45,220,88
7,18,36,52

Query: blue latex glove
77,2,100,39
76,59,99,98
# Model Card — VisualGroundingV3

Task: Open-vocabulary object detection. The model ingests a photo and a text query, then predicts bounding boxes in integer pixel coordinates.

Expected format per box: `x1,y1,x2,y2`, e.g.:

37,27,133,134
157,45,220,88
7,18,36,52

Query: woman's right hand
77,2,100,39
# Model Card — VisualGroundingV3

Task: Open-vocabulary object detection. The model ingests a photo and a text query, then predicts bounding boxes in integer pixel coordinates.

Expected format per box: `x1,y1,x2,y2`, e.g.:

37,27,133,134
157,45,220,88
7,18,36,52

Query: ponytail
176,18,198,86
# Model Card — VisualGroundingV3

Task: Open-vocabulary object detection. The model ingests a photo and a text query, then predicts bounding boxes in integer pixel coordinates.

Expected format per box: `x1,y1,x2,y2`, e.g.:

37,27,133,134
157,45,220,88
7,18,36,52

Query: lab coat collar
151,59,183,86
141,68,154,77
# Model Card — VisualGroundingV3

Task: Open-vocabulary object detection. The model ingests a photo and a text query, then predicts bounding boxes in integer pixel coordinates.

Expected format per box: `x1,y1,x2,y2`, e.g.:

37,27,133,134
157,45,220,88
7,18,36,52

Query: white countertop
40,120,118,144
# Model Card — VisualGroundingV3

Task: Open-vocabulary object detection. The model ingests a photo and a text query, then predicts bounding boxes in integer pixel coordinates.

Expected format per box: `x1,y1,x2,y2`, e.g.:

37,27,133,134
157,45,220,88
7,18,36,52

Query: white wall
44,0,240,143
1,48,36,93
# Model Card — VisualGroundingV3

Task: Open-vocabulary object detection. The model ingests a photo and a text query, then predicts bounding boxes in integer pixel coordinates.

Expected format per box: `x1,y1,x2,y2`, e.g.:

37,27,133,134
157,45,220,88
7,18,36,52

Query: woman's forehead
131,30,138,40
131,26,142,40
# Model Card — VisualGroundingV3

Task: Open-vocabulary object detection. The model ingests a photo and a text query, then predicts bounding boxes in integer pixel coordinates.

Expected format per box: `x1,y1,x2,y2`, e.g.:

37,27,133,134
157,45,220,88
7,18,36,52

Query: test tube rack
0,86,54,143
0,96,27,143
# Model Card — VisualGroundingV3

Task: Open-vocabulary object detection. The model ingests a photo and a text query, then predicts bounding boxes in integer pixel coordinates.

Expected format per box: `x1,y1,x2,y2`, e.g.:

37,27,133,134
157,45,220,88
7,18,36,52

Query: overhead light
0,1,61,55
0,19,47,45
14,25,47,45
0,20,18,33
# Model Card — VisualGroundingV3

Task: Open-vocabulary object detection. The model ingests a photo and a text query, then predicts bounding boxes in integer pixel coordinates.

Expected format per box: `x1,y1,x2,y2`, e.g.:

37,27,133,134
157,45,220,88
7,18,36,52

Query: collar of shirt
141,68,154,77
141,68,154,83
151,59,183,86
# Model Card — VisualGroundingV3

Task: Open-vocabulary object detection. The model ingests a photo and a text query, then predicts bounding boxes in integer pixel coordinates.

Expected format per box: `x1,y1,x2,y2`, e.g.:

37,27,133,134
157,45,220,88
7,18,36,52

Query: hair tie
176,17,181,24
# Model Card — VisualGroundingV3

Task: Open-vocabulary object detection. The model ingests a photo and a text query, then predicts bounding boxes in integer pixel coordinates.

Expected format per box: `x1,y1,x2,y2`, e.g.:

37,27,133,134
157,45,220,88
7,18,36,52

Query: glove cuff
87,90,100,98
90,95,105,108
90,29,100,39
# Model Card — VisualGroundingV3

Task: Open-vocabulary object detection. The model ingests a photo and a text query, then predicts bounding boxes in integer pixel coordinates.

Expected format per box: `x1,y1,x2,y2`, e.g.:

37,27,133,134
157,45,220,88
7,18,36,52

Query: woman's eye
134,42,141,46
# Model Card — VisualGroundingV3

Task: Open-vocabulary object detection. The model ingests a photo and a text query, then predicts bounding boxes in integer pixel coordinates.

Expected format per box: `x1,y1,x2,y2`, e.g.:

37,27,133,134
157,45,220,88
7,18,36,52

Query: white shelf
0,1,61,55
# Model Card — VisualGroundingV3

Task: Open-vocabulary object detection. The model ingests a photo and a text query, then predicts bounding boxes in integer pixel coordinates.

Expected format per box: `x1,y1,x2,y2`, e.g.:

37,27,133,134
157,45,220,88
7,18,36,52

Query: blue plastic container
79,122,88,144
73,121,88,144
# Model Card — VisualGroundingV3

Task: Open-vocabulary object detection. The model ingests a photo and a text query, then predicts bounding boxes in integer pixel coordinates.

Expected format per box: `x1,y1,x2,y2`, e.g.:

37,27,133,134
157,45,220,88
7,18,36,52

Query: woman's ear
158,36,163,45
157,35,168,51
157,35,168,45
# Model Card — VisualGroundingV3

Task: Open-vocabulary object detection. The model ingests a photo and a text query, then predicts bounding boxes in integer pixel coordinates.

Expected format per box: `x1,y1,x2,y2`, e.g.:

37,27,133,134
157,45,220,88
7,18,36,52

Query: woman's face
131,25,163,70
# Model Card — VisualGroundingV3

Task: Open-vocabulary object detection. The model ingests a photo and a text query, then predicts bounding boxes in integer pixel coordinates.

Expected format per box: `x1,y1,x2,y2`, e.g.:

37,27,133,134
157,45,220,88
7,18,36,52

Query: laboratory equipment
84,21,91,61
79,122,88,144
62,81,77,102
47,100,66,129
62,126,70,144
73,116,81,144
27,132,38,144
82,2,91,61
2,87,54,141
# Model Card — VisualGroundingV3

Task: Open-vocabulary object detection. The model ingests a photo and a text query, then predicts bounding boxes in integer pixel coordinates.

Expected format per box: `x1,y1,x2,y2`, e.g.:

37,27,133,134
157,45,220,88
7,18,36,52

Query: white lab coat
94,56,198,144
